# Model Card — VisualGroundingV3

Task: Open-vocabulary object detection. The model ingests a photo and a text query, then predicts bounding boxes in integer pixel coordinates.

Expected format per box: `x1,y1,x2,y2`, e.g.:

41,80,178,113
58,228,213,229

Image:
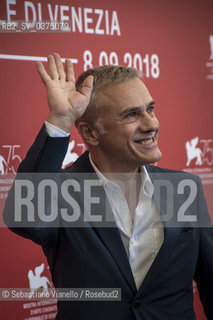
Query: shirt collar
89,153,154,198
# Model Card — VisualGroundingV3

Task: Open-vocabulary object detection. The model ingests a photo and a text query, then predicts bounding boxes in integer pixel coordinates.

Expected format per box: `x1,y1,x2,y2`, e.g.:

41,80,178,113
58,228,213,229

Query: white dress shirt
45,121,164,290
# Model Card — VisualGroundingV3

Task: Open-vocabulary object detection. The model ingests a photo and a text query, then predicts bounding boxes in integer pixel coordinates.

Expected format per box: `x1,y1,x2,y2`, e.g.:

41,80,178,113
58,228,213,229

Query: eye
147,106,155,114
126,111,137,118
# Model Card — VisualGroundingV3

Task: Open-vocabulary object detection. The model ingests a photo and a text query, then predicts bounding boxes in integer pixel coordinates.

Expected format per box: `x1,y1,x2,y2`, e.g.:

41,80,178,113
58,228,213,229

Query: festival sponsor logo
22,263,57,320
28,263,52,295
183,137,213,185
0,145,21,175
206,34,213,80
62,140,86,169
185,137,202,167
0,154,8,176
0,145,22,218
62,140,79,169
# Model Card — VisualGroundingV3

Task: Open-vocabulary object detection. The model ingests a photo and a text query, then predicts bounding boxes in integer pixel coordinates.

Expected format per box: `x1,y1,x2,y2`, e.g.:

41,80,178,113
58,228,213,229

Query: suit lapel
136,166,181,296
136,227,180,296
67,152,137,293
90,181,137,293
94,225,137,293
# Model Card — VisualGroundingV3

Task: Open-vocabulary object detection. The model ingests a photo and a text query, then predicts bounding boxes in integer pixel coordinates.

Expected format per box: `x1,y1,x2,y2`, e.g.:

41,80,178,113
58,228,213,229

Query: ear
77,121,100,146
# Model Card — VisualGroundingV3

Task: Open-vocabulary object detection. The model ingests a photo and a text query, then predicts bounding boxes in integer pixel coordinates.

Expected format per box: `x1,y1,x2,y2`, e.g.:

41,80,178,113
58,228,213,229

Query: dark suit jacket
3,126,213,320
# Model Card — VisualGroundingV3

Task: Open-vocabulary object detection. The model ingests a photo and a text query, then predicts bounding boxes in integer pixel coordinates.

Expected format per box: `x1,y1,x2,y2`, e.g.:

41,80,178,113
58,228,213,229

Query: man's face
93,77,162,172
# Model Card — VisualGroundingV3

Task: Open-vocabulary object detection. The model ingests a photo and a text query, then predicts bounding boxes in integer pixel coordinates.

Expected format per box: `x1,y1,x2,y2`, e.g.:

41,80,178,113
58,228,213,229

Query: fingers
46,53,66,80
53,53,66,80
37,53,75,84
65,58,75,83
81,75,94,98
48,53,66,80
36,61,51,84
47,55,58,79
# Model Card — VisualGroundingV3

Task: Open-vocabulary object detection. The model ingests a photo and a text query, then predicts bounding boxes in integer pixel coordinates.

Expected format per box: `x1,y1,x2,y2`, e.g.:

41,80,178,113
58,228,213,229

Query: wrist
45,121,70,137
46,114,74,133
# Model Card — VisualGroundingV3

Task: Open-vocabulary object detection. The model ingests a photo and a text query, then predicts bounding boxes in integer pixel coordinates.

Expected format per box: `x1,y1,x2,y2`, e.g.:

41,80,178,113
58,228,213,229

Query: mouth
134,137,155,145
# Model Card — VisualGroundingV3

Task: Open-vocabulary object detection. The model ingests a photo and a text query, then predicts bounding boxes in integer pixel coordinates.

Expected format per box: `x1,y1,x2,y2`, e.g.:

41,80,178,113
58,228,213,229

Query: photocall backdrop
0,0,213,319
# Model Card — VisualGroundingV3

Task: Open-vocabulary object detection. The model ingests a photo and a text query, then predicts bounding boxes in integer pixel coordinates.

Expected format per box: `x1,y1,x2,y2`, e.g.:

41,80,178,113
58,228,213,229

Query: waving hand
36,53,93,133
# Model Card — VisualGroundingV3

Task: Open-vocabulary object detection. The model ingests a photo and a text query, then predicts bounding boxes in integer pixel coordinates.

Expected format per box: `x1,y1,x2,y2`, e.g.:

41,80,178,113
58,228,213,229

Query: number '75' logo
0,145,21,175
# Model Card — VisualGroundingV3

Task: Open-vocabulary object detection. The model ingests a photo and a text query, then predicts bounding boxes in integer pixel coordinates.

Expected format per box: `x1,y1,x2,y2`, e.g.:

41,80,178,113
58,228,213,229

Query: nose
138,112,159,133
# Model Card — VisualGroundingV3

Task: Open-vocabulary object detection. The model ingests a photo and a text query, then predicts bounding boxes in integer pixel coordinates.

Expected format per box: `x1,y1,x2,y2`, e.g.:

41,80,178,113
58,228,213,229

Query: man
3,53,213,319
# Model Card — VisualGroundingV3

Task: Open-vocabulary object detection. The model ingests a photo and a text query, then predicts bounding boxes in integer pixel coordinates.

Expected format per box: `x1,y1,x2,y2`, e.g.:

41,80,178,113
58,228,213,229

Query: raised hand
36,53,93,133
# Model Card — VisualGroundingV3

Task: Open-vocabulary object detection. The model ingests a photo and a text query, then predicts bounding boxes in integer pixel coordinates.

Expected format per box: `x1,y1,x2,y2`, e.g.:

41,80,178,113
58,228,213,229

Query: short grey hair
75,65,141,128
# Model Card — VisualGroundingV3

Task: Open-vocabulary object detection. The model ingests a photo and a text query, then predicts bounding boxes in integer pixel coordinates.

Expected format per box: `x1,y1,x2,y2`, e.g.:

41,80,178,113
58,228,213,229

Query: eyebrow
119,100,155,117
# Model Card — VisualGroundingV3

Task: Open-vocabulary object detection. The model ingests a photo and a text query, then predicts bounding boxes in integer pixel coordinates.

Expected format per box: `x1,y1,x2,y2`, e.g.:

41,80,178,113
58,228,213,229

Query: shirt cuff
45,121,70,138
